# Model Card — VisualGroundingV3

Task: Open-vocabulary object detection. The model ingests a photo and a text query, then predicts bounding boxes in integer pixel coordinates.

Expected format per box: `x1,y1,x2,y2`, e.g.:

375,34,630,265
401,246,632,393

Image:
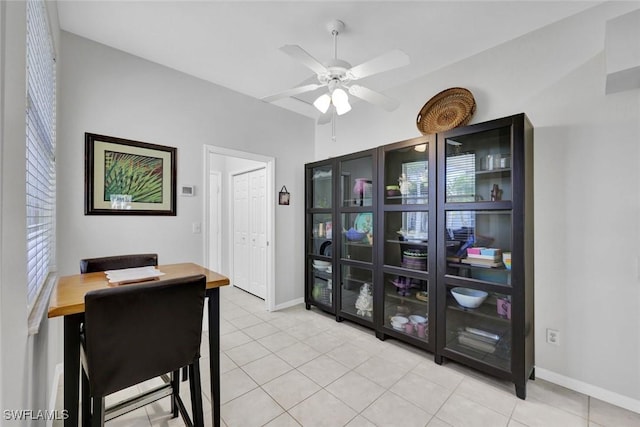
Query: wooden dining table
48,262,230,427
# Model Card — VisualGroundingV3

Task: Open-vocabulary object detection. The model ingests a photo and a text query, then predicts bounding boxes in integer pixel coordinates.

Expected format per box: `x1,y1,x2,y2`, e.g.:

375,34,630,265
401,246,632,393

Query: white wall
57,32,314,310
316,1,640,410
0,1,62,422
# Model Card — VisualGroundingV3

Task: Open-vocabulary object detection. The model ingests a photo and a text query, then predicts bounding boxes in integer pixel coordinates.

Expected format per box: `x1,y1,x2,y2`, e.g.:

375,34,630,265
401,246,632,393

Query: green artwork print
103,151,164,203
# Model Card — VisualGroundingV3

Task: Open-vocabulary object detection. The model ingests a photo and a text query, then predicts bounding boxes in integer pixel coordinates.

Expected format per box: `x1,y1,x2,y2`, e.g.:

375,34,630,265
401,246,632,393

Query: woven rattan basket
416,87,476,135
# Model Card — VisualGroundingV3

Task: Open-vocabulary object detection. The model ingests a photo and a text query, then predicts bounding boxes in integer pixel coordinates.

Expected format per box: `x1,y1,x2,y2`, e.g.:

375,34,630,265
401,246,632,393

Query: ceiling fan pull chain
332,109,337,141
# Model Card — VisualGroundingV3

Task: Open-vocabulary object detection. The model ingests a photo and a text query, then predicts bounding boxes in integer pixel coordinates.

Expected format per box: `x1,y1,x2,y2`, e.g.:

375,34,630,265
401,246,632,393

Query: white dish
409,315,427,324
312,260,331,267
390,315,408,325
451,287,488,309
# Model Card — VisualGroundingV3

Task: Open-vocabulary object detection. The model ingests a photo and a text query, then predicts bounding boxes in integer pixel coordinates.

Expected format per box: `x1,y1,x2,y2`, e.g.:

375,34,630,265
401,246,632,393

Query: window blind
26,0,56,309
446,153,476,232
401,161,428,234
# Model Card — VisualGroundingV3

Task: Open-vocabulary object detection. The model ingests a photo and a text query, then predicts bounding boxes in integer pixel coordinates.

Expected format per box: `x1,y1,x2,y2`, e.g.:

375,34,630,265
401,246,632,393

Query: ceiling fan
262,19,410,124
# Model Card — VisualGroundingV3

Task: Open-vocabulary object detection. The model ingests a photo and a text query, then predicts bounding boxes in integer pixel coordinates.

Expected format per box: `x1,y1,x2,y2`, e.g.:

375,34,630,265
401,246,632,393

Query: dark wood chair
81,275,206,427
80,253,158,274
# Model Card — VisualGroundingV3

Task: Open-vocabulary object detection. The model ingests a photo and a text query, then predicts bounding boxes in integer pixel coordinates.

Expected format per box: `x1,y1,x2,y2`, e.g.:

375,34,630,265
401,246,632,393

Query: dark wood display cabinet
304,113,533,399
375,135,437,352
435,113,534,399
305,160,335,313
335,149,377,328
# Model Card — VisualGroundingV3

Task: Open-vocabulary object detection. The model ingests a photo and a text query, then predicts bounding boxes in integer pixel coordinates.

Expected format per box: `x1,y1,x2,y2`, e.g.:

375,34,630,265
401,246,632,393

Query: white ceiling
56,1,600,118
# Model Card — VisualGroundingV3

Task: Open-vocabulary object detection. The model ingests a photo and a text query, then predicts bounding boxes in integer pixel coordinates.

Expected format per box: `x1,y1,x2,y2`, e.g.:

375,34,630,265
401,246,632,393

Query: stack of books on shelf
461,248,503,268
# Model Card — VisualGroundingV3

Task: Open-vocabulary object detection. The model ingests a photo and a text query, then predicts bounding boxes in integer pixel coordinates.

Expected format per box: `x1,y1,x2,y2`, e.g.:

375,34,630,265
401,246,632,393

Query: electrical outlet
546,328,560,346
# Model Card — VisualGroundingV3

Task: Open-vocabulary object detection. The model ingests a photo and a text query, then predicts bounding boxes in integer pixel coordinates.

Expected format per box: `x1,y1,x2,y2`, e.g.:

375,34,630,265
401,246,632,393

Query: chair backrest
84,275,206,397
80,253,158,274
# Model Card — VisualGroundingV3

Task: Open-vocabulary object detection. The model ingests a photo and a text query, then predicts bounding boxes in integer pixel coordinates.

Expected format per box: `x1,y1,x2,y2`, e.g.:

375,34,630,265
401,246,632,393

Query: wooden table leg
64,314,82,427
206,289,221,427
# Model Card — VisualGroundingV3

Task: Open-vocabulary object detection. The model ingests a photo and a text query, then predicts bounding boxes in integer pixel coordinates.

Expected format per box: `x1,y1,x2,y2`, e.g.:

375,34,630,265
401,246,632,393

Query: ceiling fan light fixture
313,93,331,114
335,100,352,116
331,88,351,115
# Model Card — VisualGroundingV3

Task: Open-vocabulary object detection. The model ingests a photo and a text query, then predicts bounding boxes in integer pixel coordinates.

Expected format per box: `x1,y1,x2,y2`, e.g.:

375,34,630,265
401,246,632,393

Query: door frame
203,145,276,311
208,171,222,273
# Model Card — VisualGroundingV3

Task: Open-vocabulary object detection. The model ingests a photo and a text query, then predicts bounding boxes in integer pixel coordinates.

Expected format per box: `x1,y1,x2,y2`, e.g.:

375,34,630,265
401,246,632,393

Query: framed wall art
85,133,177,215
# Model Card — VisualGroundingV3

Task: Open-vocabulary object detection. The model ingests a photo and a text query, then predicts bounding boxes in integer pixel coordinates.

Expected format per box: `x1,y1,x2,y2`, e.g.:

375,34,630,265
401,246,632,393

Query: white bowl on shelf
409,315,427,325
390,316,409,330
451,287,488,309
312,260,331,271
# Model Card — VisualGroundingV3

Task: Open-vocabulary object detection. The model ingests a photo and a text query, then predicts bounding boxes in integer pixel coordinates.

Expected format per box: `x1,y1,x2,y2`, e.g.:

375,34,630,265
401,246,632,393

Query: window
400,160,428,236
26,0,56,310
446,152,476,237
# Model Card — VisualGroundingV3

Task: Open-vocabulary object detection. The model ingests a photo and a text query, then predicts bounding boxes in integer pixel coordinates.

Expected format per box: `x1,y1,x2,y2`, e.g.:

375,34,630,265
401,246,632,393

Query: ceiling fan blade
348,85,400,111
262,83,324,103
280,45,328,76
348,49,410,80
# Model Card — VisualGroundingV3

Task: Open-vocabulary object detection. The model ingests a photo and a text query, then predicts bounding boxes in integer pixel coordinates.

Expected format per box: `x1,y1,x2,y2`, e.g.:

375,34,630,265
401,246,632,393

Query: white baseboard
46,363,64,427
536,367,640,414
273,297,304,311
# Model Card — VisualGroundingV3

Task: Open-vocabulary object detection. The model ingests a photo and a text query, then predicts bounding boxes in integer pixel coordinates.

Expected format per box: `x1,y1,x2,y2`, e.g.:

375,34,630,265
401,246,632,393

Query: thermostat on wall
180,185,195,196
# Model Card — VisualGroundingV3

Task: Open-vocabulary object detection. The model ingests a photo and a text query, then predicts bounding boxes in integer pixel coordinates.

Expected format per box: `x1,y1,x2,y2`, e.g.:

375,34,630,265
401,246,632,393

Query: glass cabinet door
340,265,374,322
383,272,429,341
306,161,334,313
309,213,333,257
444,284,512,372
311,165,332,209
383,211,429,271
445,210,512,286
445,126,511,203
341,212,373,263
384,143,429,205
340,156,373,207
309,257,332,307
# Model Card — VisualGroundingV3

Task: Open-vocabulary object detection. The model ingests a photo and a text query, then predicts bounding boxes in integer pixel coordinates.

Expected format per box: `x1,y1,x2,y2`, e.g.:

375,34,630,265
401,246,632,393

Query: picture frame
85,133,177,215
278,186,290,205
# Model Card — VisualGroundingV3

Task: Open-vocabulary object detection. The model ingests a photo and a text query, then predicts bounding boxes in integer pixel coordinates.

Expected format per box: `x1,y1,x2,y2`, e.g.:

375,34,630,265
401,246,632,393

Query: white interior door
233,173,250,292
249,168,267,299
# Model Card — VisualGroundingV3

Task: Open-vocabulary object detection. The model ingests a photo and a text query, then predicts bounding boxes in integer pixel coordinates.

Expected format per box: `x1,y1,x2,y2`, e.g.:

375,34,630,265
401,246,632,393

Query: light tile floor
55,285,640,427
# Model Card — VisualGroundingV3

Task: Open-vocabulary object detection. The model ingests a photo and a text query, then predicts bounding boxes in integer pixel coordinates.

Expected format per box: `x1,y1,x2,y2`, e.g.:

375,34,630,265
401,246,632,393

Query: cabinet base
305,303,311,310
515,384,527,400
434,355,444,365
529,368,535,381
375,331,386,341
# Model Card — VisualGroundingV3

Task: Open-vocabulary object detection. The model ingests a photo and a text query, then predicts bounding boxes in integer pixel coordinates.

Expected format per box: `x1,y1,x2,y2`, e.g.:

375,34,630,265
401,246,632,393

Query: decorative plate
416,87,476,135
320,241,333,257
354,213,373,234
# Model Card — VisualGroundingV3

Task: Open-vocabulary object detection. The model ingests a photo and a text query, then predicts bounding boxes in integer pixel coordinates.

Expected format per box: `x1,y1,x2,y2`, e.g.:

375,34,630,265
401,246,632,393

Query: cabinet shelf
386,239,428,246
344,241,372,248
447,262,510,273
385,291,428,306
475,168,511,176
386,194,428,201
446,298,509,324
312,270,332,280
